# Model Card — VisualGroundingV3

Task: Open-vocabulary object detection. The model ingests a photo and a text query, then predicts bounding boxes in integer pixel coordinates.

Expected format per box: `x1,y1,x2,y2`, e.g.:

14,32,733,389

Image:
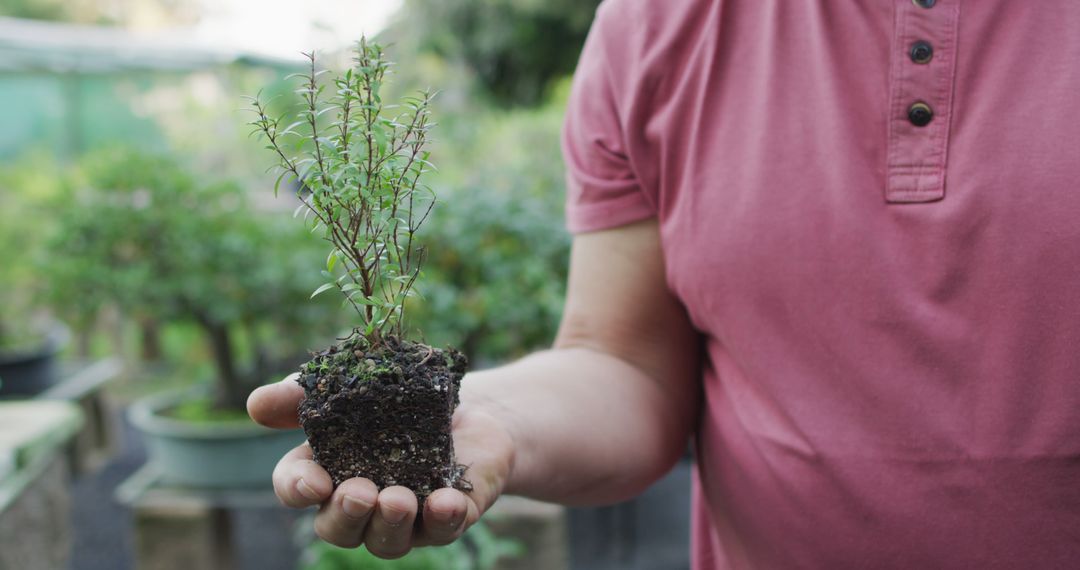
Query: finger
247,373,304,429
313,478,379,548
363,486,418,559
413,488,469,547
272,443,333,508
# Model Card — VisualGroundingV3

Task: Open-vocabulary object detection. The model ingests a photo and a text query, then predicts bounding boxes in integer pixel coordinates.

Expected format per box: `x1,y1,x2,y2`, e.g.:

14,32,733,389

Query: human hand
247,374,514,559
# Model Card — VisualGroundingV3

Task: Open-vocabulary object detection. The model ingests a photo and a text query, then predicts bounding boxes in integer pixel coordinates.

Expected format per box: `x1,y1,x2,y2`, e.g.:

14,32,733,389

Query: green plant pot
0,324,69,397
128,390,305,488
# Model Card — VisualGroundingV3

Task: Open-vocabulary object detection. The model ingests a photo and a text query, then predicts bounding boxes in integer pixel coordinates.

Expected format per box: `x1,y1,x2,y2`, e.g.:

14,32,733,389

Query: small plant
252,39,434,341
250,39,470,499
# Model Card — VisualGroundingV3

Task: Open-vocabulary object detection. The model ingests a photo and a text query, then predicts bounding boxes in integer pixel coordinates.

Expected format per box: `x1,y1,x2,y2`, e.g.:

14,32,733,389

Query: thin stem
251,39,435,345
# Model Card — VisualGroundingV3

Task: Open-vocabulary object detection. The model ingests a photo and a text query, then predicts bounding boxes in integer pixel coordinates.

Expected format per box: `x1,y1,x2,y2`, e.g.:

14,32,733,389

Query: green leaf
310,283,335,299
349,295,378,307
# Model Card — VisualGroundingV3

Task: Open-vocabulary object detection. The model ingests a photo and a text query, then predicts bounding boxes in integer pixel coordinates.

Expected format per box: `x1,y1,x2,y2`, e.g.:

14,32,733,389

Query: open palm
247,375,514,559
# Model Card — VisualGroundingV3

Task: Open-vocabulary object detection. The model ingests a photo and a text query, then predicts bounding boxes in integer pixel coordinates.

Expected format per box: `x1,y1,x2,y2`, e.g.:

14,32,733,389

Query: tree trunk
76,329,92,359
198,318,248,411
461,328,483,367
100,305,125,358
246,321,270,385
139,317,163,362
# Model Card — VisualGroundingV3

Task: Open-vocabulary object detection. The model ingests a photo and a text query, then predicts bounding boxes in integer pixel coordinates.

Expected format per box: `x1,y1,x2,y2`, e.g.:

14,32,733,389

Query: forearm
461,346,697,506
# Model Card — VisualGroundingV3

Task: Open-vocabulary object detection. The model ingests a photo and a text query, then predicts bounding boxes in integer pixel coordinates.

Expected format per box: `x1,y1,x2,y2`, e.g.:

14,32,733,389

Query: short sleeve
561,1,655,234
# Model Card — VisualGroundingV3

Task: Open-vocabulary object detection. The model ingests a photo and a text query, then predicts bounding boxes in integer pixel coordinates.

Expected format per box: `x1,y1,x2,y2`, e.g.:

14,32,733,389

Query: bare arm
465,219,701,504
247,219,700,555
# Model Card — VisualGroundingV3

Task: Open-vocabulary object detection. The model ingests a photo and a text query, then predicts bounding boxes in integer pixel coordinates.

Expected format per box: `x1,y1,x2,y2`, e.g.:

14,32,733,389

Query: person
247,0,1080,567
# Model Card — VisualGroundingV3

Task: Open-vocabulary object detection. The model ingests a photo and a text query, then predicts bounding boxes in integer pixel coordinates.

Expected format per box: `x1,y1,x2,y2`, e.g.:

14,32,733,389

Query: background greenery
0,0,599,565
2,0,590,370
384,0,602,107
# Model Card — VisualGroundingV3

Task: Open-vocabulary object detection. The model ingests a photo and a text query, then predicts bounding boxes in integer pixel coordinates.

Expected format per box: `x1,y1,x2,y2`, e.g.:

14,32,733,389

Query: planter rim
128,388,300,439
0,322,70,365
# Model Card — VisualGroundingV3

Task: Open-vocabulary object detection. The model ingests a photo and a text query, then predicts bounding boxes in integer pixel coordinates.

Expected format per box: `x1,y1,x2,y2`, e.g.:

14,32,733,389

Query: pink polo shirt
563,0,1080,567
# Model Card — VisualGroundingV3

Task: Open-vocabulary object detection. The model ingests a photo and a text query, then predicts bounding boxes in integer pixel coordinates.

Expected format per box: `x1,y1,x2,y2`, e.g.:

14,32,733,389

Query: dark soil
296,335,470,503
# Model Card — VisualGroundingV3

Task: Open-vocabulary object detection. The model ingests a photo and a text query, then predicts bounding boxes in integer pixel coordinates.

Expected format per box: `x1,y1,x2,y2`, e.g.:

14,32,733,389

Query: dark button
912,0,936,8
910,41,933,64
908,102,934,127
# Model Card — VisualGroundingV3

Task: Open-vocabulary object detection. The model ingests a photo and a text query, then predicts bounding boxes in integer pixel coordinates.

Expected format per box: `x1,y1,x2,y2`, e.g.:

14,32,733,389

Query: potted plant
49,147,338,486
249,39,469,500
0,154,70,397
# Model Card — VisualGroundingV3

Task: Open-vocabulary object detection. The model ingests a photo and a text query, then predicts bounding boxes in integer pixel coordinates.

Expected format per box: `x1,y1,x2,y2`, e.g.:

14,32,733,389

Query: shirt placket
885,0,961,203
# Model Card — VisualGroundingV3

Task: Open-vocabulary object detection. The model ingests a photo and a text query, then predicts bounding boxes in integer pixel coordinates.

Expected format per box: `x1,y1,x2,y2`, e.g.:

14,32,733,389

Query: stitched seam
937,2,962,198
885,0,907,199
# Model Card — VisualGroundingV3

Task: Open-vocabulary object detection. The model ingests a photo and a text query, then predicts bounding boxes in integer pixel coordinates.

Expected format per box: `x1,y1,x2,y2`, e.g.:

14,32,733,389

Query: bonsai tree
0,153,78,396
48,147,334,411
0,153,67,353
250,39,469,500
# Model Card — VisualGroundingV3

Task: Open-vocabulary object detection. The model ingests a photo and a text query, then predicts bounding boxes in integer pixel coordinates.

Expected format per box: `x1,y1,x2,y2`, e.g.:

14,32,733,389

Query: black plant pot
0,325,68,397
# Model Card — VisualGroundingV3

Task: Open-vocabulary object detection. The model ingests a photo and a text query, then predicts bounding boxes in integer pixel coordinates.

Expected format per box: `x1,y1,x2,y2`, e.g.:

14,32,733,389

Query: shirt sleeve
561,1,656,234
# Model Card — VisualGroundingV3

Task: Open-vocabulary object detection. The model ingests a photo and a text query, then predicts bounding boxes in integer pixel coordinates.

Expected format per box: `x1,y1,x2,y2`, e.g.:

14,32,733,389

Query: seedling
250,39,469,499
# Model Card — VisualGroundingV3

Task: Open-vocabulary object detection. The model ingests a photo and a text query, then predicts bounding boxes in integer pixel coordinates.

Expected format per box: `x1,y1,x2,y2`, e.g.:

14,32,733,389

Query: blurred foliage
150,67,306,185
407,83,571,364
0,151,67,348
384,0,601,106
166,396,253,424
2,0,590,379
299,520,522,570
43,146,344,408
0,0,108,22
0,0,198,25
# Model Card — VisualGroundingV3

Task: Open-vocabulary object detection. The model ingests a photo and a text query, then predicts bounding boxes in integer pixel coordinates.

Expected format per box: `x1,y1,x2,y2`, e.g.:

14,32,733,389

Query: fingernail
381,504,408,525
296,478,320,501
343,495,372,519
430,508,455,525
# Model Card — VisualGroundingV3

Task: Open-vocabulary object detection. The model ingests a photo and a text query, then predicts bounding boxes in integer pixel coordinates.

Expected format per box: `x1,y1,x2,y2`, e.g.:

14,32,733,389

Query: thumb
247,373,305,429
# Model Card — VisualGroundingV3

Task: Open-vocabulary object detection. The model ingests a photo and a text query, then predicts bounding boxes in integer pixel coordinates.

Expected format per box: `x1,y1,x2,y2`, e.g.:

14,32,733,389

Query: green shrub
384,0,602,107
298,521,522,570
46,146,343,408
0,151,68,350
408,90,571,363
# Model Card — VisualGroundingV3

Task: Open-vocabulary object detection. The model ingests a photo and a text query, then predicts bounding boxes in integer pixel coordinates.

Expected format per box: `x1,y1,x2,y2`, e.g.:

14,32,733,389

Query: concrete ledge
486,495,568,570
0,401,82,570
40,358,123,476
116,465,284,570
